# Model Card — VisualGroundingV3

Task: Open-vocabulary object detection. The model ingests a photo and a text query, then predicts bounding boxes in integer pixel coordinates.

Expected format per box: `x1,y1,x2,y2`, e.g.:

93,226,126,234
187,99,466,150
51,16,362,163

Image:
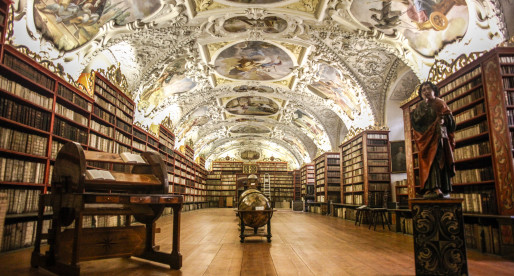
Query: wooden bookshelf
313,152,341,203
206,161,242,207
300,163,315,200
340,130,390,207
0,43,208,251
293,169,301,201
402,47,514,216
257,161,293,204
402,47,514,257
393,179,408,208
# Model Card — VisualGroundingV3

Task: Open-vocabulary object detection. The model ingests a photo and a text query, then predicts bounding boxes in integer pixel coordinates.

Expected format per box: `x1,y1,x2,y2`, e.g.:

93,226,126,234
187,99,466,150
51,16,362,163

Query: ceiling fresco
7,0,510,168
213,41,295,81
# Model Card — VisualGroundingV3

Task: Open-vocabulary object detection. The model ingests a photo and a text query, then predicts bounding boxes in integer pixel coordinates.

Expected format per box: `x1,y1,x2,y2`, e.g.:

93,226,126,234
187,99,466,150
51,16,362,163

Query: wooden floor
1,208,514,275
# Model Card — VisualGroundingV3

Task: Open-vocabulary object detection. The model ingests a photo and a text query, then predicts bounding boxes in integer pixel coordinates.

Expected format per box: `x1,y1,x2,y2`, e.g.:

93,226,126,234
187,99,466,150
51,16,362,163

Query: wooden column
410,198,468,275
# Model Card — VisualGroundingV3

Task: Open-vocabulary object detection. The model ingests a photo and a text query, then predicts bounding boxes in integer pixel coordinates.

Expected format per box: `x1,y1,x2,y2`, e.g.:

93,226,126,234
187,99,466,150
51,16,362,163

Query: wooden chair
31,142,183,275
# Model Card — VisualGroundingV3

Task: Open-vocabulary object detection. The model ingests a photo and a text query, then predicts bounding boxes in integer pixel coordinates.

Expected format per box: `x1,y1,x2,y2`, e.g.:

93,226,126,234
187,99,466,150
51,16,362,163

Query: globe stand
236,210,274,243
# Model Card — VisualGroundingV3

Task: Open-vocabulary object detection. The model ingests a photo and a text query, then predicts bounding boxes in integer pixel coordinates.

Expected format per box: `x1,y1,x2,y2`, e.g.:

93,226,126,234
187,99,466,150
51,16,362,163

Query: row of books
1,219,50,252
53,117,88,144
2,53,55,91
343,175,364,184
454,102,485,124
447,87,483,111
90,119,114,137
453,166,494,184
116,118,132,133
368,173,390,181
500,56,514,63
369,166,389,173
507,109,514,125
344,184,363,192
55,103,89,126
89,133,113,152
368,152,388,159
206,185,236,190
439,67,481,95
454,141,490,161
344,194,364,205
57,84,91,112
94,78,133,114
0,97,51,131
464,223,501,254
114,130,131,146
452,191,496,214
0,75,53,109
441,76,482,103
367,133,388,140
0,126,47,156
500,65,514,74
0,188,42,214
367,146,387,152
0,158,46,184
454,120,488,140
503,77,514,89
92,105,114,124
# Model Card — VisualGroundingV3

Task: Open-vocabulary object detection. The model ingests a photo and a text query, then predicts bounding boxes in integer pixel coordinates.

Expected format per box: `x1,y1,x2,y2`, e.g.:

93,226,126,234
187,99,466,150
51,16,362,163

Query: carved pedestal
410,199,468,276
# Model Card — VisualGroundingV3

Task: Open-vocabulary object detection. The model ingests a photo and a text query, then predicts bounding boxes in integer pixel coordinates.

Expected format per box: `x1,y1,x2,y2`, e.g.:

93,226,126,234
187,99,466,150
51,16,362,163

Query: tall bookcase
402,47,514,216
313,152,341,203
402,47,514,256
206,161,242,207
293,169,301,201
300,163,315,200
340,130,390,207
257,161,293,205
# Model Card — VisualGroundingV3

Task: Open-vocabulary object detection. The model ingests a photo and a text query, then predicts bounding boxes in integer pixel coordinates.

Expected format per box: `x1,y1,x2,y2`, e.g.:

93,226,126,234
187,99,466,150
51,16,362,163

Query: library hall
1,0,514,275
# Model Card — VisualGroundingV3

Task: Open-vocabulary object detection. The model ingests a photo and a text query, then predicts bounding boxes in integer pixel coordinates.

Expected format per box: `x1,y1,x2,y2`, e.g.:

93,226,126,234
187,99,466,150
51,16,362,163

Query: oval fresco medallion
214,41,294,81
230,125,270,134
233,85,274,93
240,150,260,161
223,16,287,33
225,96,279,116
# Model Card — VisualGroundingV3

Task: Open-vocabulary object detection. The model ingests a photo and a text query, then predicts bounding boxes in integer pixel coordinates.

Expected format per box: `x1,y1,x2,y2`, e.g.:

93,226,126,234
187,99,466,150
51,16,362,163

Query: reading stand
31,142,183,275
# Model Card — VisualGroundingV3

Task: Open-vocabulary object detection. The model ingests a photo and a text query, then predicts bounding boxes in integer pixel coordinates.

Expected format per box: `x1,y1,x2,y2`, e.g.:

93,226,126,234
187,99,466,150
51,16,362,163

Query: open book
120,152,146,164
85,169,115,180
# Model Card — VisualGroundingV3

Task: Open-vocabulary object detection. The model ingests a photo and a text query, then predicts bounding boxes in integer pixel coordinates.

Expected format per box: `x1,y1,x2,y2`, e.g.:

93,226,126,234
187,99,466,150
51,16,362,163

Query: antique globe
238,188,272,228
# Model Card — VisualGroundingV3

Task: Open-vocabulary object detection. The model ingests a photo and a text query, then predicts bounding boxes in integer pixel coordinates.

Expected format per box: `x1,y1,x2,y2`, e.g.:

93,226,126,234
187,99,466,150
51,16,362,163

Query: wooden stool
355,206,370,226
369,208,391,231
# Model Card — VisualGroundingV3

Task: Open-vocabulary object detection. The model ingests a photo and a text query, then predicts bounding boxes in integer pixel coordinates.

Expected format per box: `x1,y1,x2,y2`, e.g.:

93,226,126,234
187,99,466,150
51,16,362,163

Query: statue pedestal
409,198,468,275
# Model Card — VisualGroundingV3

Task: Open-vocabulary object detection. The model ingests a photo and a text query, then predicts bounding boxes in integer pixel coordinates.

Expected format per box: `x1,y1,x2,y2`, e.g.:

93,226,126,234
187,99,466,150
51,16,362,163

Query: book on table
120,152,146,164
85,169,115,180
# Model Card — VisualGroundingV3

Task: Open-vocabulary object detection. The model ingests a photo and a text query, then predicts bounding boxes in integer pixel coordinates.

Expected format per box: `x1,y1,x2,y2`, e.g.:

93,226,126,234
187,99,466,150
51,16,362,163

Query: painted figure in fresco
410,81,456,199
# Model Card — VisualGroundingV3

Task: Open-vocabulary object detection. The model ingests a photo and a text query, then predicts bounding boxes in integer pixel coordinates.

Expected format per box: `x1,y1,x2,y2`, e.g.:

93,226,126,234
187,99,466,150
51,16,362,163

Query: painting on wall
214,41,294,81
138,57,196,114
240,150,261,160
33,0,161,51
391,140,406,173
350,0,469,57
225,96,279,116
292,110,323,140
223,16,288,33
233,85,274,93
310,64,361,120
230,125,271,134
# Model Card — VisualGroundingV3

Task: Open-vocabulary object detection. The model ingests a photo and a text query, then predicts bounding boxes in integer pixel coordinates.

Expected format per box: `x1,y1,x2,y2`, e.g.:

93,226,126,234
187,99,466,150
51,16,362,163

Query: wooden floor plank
2,208,514,275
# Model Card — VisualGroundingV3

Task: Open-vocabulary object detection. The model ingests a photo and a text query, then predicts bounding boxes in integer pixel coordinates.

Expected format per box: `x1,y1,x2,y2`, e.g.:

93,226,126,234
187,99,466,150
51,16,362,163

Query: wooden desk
30,142,184,275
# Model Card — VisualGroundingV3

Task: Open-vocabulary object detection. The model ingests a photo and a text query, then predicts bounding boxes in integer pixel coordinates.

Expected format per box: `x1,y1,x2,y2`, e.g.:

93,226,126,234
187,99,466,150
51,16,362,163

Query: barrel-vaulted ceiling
8,0,509,169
